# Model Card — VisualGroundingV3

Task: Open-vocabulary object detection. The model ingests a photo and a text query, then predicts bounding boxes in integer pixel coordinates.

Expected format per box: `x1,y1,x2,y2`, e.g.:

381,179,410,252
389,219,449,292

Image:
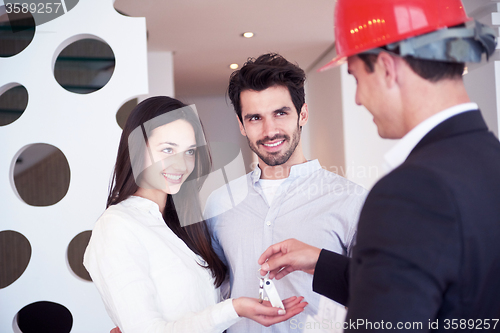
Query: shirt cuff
211,299,241,331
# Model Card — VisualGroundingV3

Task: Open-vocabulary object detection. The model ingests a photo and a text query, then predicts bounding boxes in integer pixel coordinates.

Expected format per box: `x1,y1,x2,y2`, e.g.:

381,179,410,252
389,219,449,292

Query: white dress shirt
383,103,479,173
84,196,240,333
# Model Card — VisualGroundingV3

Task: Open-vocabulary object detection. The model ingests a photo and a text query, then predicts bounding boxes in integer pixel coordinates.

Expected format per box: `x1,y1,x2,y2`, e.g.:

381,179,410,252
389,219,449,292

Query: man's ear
237,115,247,136
299,103,309,127
378,52,397,88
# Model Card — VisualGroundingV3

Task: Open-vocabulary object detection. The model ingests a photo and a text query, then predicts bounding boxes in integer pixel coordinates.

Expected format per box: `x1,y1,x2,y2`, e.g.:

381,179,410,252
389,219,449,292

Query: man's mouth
262,140,284,148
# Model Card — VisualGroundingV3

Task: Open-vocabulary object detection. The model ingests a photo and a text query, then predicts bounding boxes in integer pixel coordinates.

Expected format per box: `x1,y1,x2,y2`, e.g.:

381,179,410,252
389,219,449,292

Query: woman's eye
163,148,173,154
186,149,196,156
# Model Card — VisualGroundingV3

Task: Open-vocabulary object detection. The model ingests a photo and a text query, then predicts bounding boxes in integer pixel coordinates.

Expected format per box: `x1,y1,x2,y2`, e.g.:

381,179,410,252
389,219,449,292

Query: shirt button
266,221,271,226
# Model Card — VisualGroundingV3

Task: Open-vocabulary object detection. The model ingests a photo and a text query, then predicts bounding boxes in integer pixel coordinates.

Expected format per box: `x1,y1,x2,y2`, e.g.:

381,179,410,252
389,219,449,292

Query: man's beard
247,125,301,167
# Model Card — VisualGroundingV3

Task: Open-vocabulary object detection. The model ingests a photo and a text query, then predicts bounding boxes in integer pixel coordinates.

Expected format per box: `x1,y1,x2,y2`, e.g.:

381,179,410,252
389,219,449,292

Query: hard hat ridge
320,0,498,71
363,20,496,64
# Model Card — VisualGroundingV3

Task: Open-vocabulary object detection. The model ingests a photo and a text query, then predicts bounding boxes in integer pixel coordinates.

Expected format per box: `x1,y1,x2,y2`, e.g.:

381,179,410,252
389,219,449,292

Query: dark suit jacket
313,110,500,331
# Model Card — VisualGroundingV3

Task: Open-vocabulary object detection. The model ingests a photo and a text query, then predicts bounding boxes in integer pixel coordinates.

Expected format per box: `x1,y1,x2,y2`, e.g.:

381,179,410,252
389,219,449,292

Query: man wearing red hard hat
259,0,500,330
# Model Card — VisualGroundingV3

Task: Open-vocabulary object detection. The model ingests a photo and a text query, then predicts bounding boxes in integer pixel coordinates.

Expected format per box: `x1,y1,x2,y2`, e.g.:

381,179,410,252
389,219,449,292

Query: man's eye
163,148,173,154
250,116,260,121
185,149,196,156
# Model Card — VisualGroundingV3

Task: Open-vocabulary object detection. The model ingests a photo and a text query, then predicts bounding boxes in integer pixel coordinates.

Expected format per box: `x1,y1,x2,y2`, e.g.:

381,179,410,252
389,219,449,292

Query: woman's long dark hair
107,96,227,287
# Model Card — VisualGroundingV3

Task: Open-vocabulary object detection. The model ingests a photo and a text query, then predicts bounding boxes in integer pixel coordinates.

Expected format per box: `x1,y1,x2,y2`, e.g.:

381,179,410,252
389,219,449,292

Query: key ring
259,277,264,303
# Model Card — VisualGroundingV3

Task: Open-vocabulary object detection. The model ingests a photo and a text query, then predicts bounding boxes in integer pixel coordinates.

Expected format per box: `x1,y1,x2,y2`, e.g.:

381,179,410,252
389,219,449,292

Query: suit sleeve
312,249,350,306
83,214,240,333
345,166,460,331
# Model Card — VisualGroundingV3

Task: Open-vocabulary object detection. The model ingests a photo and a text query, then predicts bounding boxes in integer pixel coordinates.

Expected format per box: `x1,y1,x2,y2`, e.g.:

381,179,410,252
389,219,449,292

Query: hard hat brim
318,55,347,72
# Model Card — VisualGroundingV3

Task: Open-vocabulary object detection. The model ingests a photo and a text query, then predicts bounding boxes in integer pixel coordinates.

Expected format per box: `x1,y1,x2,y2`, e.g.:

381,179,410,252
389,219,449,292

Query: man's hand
258,238,321,279
232,296,307,327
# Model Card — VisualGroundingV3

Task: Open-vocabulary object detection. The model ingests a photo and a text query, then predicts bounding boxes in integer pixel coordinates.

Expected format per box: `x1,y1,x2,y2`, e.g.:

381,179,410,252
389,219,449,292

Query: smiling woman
83,96,306,333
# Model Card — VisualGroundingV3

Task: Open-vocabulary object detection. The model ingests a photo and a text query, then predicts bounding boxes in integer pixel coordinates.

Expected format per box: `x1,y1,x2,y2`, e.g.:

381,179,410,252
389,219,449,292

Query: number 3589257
5,2,62,14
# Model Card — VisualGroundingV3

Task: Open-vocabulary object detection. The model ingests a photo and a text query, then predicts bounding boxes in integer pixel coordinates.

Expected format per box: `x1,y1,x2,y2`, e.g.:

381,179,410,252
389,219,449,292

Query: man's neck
402,78,471,136
258,149,307,180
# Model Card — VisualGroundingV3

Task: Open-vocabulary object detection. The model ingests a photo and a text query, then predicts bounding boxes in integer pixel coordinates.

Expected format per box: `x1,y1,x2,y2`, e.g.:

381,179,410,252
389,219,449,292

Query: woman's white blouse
83,196,240,332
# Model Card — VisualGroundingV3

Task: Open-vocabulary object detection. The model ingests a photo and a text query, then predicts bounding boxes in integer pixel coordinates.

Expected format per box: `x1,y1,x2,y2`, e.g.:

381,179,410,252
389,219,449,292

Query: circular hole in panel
116,98,138,130
54,38,115,94
0,230,31,289
0,11,35,57
65,0,80,12
0,84,28,126
13,144,71,207
15,301,72,333
67,231,92,281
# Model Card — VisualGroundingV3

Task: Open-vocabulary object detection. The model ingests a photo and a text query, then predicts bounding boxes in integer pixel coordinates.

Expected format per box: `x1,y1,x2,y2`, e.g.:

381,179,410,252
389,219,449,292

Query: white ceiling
114,0,336,97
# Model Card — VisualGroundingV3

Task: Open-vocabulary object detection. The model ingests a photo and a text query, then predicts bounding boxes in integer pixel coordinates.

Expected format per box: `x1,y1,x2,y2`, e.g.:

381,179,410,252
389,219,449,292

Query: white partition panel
0,0,148,331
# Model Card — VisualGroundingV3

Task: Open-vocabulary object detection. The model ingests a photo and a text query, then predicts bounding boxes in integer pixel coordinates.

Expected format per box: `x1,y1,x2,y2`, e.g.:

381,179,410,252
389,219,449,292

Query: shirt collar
383,103,479,173
124,195,163,219
250,159,322,184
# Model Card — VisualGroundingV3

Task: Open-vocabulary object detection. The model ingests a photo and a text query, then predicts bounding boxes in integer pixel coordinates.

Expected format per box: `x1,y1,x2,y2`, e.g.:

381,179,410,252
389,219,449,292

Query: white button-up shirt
84,196,240,333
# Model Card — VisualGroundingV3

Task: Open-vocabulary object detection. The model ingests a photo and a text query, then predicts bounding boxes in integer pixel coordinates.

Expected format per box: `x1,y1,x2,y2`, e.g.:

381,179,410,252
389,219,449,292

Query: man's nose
355,89,362,106
262,118,279,139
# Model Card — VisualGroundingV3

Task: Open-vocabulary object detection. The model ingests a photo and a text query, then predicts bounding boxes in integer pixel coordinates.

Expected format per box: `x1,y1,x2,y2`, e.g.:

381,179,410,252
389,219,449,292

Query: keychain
258,276,285,310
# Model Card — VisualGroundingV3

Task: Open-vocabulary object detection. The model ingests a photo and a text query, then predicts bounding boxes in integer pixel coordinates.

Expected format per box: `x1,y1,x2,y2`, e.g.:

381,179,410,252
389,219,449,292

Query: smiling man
205,53,367,332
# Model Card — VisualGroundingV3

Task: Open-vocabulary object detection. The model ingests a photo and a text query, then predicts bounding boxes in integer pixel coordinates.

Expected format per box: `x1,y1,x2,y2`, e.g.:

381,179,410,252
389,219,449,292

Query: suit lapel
410,110,488,156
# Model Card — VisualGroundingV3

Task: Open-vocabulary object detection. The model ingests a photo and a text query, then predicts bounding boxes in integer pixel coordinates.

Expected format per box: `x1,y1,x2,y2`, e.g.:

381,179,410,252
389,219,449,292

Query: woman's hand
109,297,306,331
232,296,307,327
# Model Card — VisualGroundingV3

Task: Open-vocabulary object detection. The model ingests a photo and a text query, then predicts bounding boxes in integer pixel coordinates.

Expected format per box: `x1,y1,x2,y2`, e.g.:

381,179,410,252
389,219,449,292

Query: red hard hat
320,0,471,71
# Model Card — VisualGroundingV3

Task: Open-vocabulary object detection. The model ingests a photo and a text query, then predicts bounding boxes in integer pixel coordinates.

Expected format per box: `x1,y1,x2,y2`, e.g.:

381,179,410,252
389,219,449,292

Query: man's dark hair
227,53,306,123
357,52,465,82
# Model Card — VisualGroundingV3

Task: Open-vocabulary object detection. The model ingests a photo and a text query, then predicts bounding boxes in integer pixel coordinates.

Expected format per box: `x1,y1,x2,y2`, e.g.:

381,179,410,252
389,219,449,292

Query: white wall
139,51,175,101
305,47,346,176
463,0,500,137
464,60,499,137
